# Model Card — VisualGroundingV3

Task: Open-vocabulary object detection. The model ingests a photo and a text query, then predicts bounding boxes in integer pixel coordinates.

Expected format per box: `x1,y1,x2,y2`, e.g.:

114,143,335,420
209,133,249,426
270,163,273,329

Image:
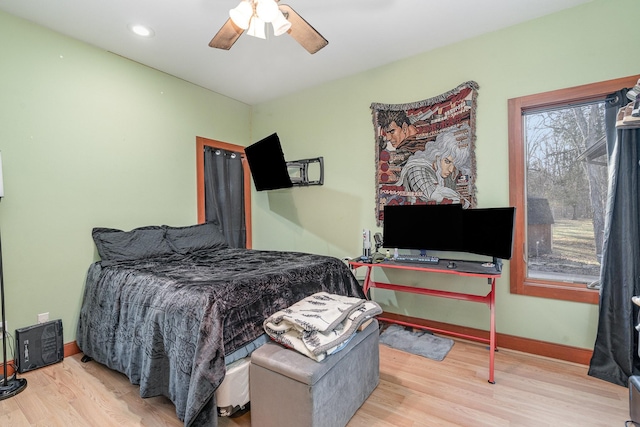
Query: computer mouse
447,261,457,269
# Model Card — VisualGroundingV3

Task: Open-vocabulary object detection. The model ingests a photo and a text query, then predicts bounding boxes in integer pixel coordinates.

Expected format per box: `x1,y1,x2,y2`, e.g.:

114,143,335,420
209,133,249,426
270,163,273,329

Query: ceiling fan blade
279,4,328,54
209,19,244,50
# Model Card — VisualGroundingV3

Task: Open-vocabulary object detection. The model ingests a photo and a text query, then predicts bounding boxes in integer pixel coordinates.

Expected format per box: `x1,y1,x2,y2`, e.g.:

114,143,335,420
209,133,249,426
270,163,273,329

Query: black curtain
203,146,246,248
588,90,640,387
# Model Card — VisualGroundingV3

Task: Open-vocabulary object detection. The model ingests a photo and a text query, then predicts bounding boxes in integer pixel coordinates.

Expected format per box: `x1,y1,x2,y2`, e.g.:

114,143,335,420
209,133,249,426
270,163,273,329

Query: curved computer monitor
382,204,515,260
382,204,464,252
244,133,293,191
462,207,516,260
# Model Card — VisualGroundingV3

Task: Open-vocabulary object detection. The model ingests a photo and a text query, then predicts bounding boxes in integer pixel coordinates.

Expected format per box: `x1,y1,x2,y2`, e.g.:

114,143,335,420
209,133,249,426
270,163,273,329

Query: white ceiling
0,0,594,105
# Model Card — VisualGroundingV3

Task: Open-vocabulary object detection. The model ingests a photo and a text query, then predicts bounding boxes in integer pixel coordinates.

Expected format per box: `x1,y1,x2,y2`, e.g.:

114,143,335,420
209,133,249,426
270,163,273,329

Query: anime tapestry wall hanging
371,81,479,226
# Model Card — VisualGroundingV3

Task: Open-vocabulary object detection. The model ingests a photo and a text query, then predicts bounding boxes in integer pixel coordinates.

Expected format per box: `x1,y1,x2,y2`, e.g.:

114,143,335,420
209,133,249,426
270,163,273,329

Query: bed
76,223,364,427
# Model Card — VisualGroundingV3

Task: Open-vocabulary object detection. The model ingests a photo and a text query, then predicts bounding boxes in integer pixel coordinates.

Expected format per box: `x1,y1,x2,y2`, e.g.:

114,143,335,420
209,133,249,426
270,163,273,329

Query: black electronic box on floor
15,319,63,373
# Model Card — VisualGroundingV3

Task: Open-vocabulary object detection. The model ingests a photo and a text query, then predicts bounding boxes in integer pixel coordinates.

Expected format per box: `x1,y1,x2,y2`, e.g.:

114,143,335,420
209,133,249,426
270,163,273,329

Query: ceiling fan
209,0,328,54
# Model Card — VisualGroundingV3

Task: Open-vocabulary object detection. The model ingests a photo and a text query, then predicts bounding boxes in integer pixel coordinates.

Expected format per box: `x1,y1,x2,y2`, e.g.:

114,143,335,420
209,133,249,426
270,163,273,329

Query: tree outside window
524,102,606,286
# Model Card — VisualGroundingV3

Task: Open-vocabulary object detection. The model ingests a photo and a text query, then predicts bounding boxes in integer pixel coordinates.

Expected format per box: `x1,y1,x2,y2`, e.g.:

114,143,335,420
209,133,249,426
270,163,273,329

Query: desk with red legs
349,259,501,384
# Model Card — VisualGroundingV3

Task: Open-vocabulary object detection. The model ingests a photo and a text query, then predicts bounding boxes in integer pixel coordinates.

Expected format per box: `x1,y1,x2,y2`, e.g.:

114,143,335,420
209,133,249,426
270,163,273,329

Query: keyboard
393,256,439,264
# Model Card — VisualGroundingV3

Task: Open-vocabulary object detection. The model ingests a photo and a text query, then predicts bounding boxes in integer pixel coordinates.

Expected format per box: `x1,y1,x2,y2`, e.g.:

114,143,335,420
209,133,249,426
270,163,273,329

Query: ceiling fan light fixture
271,12,291,36
229,0,253,30
210,1,327,54
255,0,279,23
247,16,266,39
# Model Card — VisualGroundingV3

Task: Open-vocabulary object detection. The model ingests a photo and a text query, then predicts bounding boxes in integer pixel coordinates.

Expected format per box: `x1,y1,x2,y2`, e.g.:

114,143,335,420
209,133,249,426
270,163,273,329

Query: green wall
0,11,251,342
1,0,637,353
250,0,639,349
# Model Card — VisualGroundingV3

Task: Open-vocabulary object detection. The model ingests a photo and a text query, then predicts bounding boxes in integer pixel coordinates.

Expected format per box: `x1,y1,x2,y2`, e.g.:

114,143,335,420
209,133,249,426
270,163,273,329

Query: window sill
514,279,599,304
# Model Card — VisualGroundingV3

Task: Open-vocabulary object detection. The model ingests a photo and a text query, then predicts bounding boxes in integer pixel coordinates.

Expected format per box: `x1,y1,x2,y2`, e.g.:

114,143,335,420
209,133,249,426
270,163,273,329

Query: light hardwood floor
0,338,629,427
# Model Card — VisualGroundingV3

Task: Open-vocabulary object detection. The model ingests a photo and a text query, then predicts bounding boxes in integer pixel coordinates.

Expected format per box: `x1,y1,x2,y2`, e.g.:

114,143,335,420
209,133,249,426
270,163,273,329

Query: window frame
196,136,252,248
508,75,640,304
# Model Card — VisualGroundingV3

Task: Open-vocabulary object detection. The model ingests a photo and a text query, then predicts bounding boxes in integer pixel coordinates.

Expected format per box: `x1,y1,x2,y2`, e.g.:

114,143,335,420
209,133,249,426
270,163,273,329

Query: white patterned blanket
263,292,382,361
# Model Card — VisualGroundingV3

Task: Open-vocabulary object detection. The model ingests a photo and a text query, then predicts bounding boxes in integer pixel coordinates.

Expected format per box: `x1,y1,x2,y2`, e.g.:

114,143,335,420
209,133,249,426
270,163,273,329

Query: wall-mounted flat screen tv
382,204,515,260
244,133,293,191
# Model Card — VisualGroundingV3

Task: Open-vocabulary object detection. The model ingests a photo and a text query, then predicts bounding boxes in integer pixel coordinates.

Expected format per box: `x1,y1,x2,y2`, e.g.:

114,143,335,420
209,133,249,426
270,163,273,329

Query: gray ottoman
250,319,380,427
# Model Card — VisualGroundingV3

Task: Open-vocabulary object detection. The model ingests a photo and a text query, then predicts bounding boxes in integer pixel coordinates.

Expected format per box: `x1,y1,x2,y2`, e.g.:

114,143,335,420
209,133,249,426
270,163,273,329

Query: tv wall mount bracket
286,157,324,186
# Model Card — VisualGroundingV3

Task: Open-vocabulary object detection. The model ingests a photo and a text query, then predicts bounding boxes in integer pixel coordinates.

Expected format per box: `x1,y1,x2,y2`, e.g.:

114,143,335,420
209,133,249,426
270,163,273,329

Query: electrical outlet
37,312,49,324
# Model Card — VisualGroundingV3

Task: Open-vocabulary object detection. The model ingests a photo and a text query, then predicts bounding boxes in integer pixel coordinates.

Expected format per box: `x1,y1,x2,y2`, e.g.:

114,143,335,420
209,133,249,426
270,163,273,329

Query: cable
586,279,601,290
0,331,18,381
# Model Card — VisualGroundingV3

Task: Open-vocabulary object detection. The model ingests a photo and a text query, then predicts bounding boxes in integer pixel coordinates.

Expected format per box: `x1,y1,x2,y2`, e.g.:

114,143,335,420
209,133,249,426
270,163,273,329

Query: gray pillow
164,222,229,254
92,226,174,263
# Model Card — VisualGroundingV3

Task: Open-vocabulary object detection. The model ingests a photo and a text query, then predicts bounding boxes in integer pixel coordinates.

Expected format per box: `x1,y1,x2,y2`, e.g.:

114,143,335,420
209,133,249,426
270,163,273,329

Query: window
508,76,639,303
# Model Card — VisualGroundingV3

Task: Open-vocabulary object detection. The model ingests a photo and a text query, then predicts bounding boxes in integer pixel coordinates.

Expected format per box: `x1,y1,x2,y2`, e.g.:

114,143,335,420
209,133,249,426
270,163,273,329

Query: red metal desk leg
488,277,496,384
361,265,373,296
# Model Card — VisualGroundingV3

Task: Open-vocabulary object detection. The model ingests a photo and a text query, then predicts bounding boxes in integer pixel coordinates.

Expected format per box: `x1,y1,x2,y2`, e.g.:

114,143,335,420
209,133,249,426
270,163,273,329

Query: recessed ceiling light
128,24,155,37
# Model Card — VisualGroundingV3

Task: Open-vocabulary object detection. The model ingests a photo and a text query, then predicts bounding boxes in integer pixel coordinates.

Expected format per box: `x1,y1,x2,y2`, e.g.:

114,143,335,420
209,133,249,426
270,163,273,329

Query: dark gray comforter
76,248,363,427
